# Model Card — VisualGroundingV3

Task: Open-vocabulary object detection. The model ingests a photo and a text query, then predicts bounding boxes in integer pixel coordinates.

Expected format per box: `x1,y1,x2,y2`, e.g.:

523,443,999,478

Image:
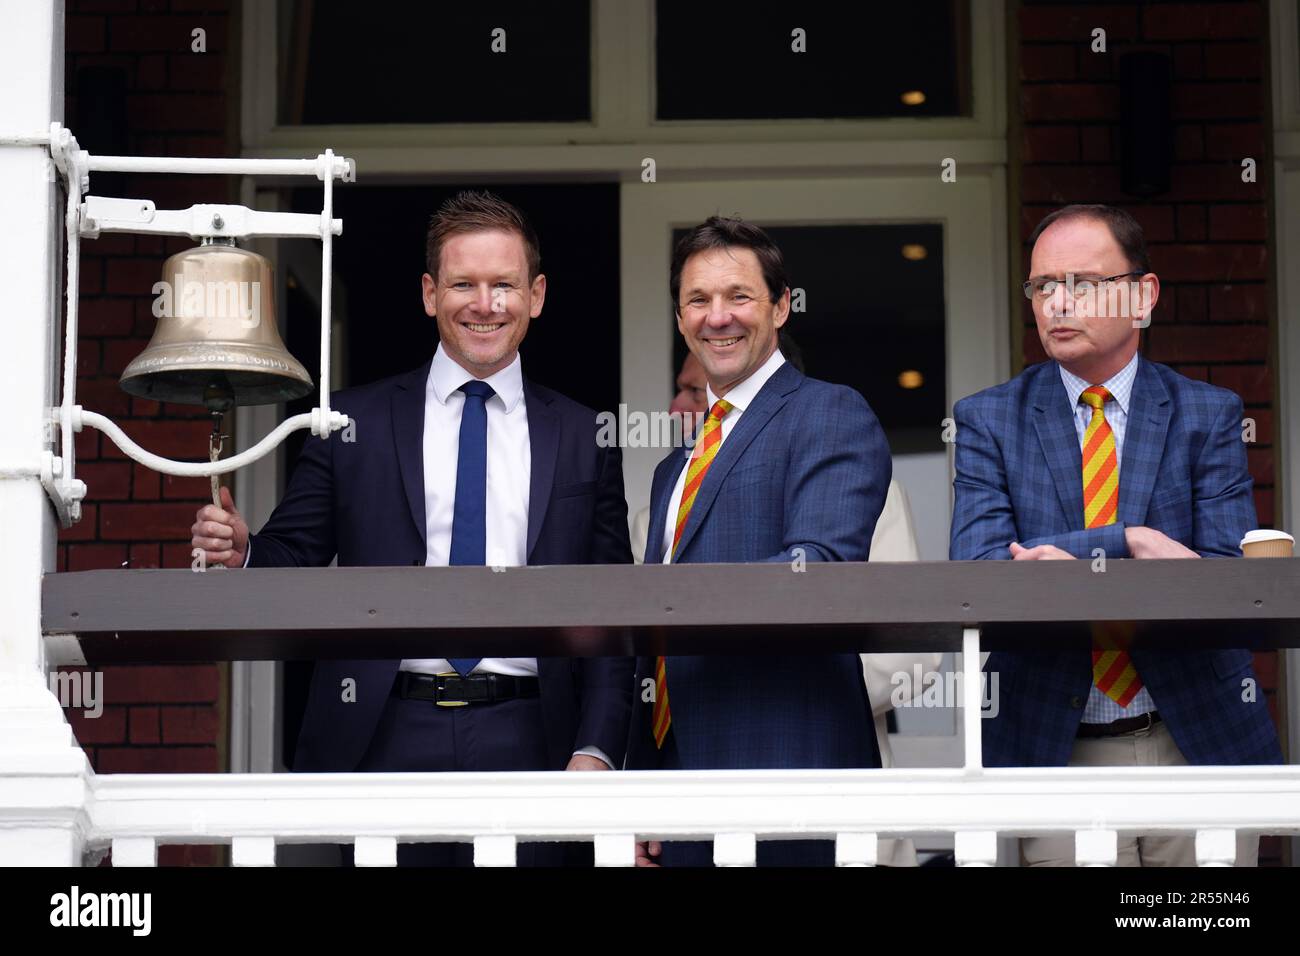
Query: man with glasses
950,204,1281,866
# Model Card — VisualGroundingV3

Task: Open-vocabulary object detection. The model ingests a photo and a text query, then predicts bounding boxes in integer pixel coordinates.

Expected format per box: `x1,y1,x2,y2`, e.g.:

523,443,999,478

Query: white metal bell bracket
29,122,353,527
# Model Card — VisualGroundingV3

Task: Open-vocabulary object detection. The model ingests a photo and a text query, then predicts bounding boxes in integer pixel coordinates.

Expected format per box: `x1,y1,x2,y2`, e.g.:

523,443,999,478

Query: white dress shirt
401,343,533,676
402,345,611,768
661,348,786,562
247,344,607,765
1058,352,1157,722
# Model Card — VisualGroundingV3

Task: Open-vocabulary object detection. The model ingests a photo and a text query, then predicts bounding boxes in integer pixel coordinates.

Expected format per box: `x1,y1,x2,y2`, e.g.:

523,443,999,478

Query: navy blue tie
448,380,494,676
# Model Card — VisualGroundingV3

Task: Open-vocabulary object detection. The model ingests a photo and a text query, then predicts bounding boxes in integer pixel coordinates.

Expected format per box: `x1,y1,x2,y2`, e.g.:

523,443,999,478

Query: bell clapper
208,413,226,509
203,379,235,509
205,413,231,570
202,380,235,568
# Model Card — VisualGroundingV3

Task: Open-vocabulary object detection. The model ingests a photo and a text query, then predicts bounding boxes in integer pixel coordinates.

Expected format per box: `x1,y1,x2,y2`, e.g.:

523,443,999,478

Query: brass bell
120,238,313,412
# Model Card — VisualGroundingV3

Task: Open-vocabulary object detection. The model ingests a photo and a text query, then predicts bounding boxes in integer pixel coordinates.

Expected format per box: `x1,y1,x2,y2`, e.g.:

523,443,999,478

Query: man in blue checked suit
629,216,891,868
950,204,1282,867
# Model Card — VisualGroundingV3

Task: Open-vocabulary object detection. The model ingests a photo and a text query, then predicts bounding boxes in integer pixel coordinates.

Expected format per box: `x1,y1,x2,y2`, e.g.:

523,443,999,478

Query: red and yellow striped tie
1080,386,1142,706
651,398,733,749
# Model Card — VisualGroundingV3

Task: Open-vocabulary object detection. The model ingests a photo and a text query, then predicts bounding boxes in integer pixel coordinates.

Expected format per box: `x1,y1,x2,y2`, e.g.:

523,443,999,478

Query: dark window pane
278,1,591,124
672,223,946,453
656,0,969,120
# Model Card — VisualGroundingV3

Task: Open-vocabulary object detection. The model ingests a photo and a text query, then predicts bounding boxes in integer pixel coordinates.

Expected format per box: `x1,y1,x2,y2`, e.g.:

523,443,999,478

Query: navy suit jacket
248,358,635,772
950,357,1282,767
627,362,891,771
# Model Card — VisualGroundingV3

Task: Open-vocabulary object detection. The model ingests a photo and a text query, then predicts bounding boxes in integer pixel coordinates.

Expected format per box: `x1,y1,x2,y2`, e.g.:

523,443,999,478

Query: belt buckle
434,671,469,707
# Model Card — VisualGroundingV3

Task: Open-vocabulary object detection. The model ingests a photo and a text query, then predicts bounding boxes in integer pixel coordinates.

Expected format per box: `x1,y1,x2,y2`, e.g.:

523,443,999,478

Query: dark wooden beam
41,560,1300,662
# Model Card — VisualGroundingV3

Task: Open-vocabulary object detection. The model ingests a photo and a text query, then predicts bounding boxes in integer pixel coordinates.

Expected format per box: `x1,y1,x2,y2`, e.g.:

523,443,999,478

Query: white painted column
593,833,636,867
1075,829,1119,867
834,832,879,867
1195,828,1238,867
231,836,277,867
111,837,158,868
712,832,757,867
353,836,397,867
954,830,998,866
0,0,95,867
961,627,984,770
473,835,517,867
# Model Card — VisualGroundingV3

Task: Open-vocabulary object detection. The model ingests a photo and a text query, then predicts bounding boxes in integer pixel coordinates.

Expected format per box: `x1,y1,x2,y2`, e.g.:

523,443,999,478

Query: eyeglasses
1022,272,1144,300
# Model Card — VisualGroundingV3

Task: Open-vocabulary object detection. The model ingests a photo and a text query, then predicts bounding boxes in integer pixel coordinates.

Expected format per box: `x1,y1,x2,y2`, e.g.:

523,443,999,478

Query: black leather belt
1077,711,1161,738
394,672,540,707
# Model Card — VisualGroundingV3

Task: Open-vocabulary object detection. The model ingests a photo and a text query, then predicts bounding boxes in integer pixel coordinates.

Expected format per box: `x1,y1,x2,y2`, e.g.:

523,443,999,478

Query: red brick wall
1016,0,1284,863
62,0,235,867
1018,0,1273,522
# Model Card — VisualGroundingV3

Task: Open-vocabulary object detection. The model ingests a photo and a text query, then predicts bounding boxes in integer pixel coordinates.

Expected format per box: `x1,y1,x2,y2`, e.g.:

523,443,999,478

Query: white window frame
241,0,1006,170
230,0,1009,776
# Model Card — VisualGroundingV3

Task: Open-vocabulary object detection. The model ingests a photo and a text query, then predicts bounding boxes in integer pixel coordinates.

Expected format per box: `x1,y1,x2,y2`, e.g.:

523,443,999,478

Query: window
235,1,1009,784
655,0,970,120
277,0,592,124
670,223,946,453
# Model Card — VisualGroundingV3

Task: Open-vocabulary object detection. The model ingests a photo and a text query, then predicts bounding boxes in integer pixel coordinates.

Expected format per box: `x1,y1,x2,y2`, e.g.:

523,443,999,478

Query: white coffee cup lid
1240,529,1295,547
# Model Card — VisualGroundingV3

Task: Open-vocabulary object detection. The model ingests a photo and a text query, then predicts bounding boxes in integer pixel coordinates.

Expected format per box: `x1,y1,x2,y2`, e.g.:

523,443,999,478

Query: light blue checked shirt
1058,352,1158,723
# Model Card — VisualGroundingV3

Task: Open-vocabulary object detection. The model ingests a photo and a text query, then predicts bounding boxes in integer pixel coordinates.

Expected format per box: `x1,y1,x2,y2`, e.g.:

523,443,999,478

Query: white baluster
231,836,276,867
473,834,517,867
713,832,757,867
1195,829,1237,867
961,627,984,771
354,836,397,867
111,837,157,867
1075,829,1118,866
835,832,878,867
593,834,636,867
955,830,998,866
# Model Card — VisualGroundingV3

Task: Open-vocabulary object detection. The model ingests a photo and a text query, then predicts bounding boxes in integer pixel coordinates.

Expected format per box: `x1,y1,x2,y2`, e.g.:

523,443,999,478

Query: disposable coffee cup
1240,529,1295,558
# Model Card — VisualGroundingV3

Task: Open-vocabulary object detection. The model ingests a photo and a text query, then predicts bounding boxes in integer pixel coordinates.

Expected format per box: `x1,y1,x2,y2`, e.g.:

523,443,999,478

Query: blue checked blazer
950,356,1282,767
626,362,891,772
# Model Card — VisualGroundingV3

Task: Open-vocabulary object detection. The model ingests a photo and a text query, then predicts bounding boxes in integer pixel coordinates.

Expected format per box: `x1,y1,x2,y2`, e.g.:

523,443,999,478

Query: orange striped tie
651,398,733,749
1080,386,1142,706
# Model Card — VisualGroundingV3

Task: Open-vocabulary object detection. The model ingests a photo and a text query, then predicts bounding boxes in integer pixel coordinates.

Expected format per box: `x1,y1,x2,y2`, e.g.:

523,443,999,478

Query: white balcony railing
7,563,1298,867
83,765,1300,868
2,3,1297,867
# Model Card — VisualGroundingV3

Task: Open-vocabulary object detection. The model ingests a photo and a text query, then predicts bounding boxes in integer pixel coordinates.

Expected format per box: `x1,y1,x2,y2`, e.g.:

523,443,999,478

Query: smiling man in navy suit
629,216,891,867
190,190,634,866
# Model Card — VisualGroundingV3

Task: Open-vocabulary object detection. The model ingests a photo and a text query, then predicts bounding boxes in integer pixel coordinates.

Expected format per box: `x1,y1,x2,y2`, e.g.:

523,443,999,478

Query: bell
120,239,313,411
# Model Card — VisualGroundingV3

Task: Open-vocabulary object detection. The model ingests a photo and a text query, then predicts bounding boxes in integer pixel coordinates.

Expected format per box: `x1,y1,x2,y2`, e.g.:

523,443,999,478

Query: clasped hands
1009,526,1199,560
